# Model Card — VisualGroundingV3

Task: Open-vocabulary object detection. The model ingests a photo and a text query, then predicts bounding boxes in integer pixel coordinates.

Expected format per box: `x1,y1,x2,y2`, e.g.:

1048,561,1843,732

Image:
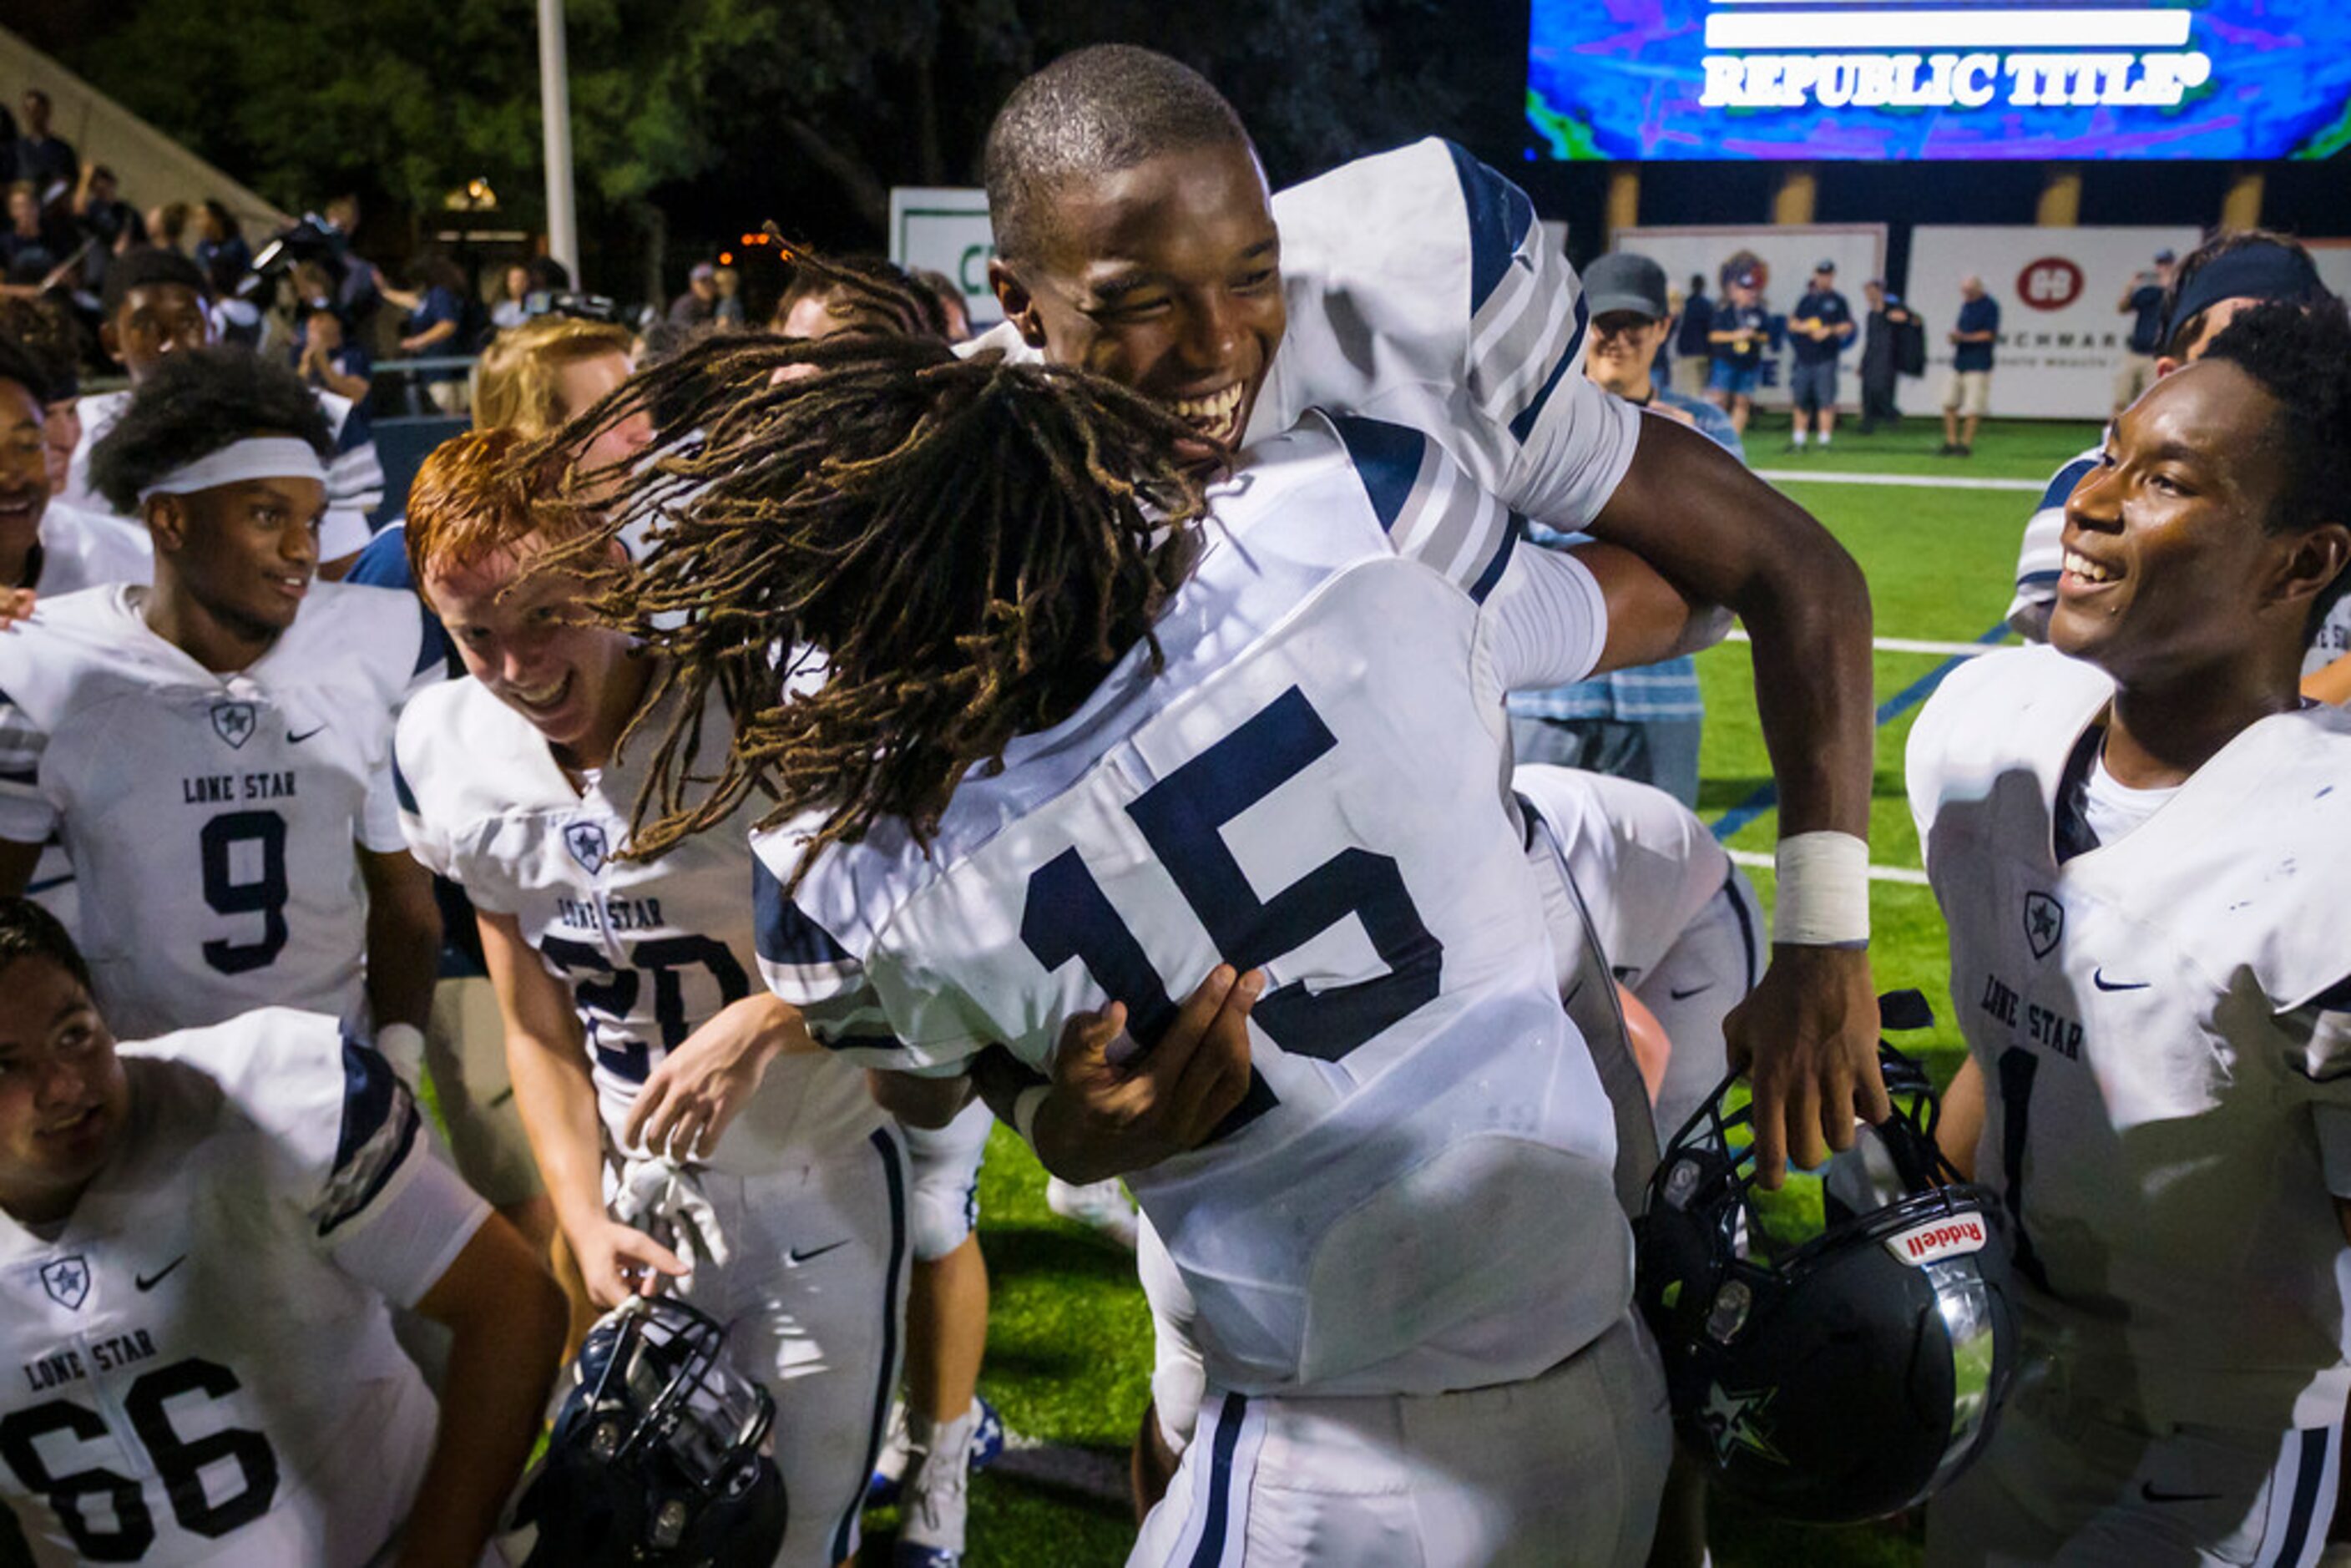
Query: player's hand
572,1217,689,1308
1723,944,1888,1188
624,993,806,1161
0,587,33,630
1032,965,1263,1185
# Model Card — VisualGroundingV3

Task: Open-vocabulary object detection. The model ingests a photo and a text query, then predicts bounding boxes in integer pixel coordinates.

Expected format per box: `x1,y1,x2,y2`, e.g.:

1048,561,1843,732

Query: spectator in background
2113,246,2175,418
1940,274,2000,456
11,91,75,203
1787,258,1855,452
1858,278,1919,433
1673,271,1713,395
204,245,263,349
191,198,250,281
383,251,471,414
144,198,191,257
317,193,383,326
1706,265,1769,433
711,263,746,327
295,303,373,415
913,266,973,341
0,183,62,284
489,262,532,331
666,260,718,327
69,164,142,291
1508,251,1742,808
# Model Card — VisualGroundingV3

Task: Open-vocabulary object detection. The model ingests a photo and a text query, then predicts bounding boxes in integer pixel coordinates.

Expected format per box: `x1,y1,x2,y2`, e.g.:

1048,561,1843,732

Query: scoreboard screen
1527,2,2351,160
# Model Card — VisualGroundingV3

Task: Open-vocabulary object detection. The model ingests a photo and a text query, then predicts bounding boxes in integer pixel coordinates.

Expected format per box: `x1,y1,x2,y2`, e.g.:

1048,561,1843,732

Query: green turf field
868,414,2105,1566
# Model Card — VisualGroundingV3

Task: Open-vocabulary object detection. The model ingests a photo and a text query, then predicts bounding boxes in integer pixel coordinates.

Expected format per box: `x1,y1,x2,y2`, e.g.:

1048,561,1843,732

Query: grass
868,416,2096,1566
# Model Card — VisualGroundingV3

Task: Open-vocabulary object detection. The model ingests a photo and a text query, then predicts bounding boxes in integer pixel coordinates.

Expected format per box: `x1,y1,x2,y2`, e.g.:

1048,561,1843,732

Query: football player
393,428,909,1568
0,896,565,1565
0,348,441,1071
564,326,1728,1561
58,249,384,577
1910,300,2351,1565
968,45,1884,1184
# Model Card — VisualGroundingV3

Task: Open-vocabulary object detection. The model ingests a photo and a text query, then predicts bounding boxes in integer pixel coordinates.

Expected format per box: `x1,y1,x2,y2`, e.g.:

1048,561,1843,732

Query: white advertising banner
2309,240,2351,308
1615,225,1889,408
1905,225,2202,418
887,186,1003,326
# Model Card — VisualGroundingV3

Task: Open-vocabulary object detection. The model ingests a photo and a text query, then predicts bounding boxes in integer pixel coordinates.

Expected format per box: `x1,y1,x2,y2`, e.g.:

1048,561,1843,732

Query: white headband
137,438,328,504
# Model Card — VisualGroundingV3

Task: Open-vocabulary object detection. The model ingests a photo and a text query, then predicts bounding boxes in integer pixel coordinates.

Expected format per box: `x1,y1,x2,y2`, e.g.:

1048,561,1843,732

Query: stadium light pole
538,0,580,278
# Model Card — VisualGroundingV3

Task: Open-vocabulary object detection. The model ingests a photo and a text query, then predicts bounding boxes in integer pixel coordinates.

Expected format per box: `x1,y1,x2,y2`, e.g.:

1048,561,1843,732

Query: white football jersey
0,1009,490,1566
397,675,883,1171
63,390,385,562
1509,764,1739,989
35,499,153,598
968,138,1641,532
1908,644,2351,1429
2308,594,2350,682
0,583,434,1038
757,413,1629,1399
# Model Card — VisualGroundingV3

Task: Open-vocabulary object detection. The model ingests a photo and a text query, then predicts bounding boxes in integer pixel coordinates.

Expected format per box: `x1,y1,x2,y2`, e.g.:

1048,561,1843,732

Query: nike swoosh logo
134,1256,187,1292
786,1240,849,1266
2092,970,2150,992
286,726,326,744
2139,1484,2222,1505
1669,984,1712,1001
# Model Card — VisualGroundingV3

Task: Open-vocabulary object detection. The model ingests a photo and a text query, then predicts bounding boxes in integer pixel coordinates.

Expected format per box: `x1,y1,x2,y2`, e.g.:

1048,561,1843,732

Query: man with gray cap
2113,246,2176,417
1507,250,1744,807
1788,259,1855,451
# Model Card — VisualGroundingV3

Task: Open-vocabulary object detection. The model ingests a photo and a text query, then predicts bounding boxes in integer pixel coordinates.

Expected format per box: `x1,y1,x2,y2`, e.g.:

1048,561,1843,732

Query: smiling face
1584,312,1671,399
2051,360,2305,686
151,469,326,644
992,138,1284,462
425,536,640,760
0,956,127,1226
0,379,48,573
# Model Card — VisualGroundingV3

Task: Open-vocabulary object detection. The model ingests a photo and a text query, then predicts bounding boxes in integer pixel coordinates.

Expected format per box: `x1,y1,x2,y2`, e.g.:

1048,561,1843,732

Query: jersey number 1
1021,685,1443,1118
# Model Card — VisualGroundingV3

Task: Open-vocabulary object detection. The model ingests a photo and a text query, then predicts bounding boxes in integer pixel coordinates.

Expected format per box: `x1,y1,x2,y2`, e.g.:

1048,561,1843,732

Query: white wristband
1772,832,1870,948
1011,1085,1051,1148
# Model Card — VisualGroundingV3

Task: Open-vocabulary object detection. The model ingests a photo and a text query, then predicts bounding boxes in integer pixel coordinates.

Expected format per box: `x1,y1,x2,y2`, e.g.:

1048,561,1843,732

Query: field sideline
888,412,2109,1568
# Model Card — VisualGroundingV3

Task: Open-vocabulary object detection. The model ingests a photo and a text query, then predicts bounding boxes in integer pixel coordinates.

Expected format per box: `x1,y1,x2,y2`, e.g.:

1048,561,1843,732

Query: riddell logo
1884,1216,1988,1267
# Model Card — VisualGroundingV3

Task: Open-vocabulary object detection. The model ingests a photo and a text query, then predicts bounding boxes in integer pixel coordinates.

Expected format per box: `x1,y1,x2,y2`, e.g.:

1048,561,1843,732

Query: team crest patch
38,1256,89,1311
564,821,609,874
1700,1380,1787,1466
209,700,258,749
2022,891,2064,960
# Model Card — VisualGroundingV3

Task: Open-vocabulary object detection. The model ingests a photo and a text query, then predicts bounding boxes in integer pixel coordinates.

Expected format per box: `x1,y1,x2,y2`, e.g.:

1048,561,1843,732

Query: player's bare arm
395,1213,567,1568
0,836,35,898
478,907,685,1304
357,843,438,1034
624,991,814,1158
1590,412,1887,1182
1570,539,1734,674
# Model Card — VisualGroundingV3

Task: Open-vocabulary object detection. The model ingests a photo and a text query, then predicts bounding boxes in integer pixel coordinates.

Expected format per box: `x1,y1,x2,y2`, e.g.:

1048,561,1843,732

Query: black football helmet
1635,998,2019,1525
508,1296,787,1566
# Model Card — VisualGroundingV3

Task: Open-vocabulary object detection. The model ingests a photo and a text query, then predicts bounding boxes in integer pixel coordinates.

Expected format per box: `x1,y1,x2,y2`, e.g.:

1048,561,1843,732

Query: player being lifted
967,46,1885,1181
0,897,564,1565
541,298,1727,1558
0,348,441,1069
393,429,910,1568
1911,301,2351,1564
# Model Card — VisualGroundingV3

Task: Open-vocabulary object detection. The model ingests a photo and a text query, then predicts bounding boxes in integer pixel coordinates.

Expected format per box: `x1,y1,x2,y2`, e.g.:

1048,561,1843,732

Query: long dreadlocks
519,326,1209,882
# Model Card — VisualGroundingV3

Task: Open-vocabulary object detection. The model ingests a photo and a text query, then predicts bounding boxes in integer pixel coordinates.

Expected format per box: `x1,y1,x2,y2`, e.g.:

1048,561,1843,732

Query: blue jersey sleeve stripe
391,748,418,814
321,1036,422,1236
1466,519,1519,604
1325,415,1429,538
1447,140,1535,316
753,852,855,965
1508,291,1588,443
2039,456,2100,511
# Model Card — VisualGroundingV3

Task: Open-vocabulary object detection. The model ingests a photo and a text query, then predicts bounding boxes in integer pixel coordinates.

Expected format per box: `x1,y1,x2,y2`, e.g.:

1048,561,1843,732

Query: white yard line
1727,847,1932,887
1726,629,2009,658
1756,468,2045,493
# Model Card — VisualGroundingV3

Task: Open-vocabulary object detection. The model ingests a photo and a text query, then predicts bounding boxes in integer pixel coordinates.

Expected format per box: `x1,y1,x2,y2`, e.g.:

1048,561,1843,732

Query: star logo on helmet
1701,1380,1788,1467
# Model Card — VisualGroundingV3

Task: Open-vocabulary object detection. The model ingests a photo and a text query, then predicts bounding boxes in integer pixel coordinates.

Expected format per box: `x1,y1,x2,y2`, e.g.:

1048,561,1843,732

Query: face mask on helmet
505,1296,788,1566
1635,991,2019,1525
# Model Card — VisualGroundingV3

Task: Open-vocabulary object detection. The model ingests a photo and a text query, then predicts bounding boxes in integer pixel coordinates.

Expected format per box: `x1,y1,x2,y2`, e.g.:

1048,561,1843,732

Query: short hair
983,45,1251,264
471,316,635,436
2161,229,2318,361
2197,297,2351,635
0,297,75,401
101,247,208,317
0,897,92,999
0,335,54,407
87,346,332,513
405,426,603,595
